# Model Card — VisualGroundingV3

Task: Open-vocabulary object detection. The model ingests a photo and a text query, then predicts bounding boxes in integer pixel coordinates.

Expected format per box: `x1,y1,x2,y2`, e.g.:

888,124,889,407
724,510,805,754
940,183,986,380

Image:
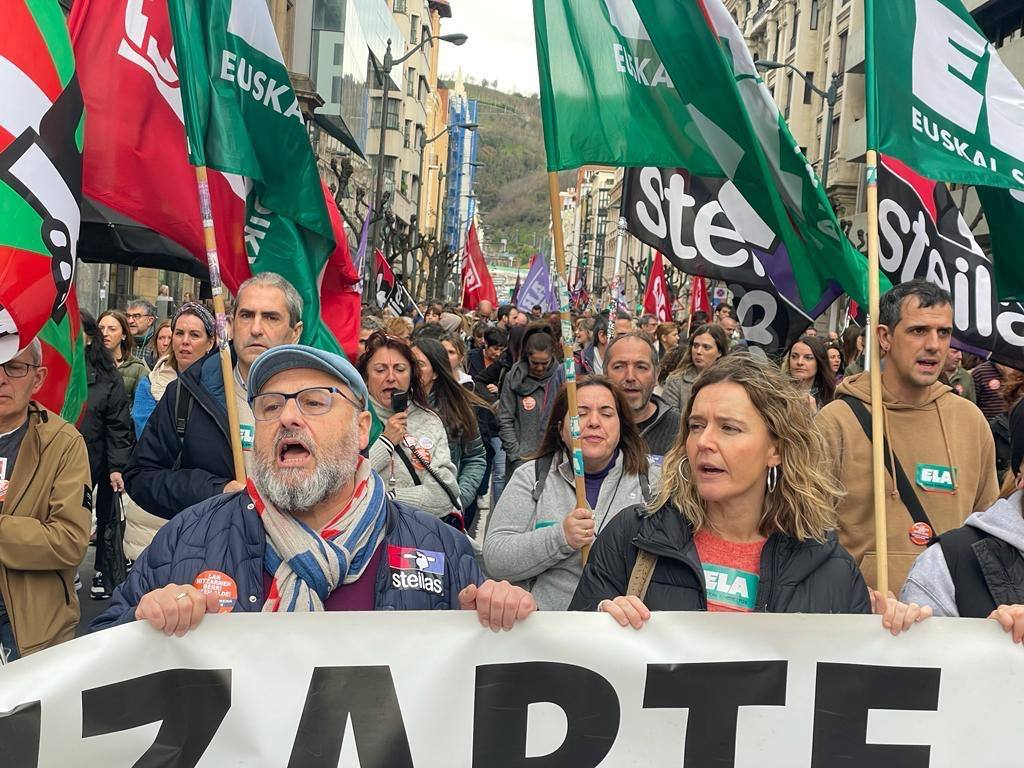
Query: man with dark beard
94,345,535,633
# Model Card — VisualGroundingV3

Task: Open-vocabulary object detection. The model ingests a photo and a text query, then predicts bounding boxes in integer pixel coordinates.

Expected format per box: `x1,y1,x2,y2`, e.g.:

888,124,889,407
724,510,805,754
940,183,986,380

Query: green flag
870,0,1024,299
628,0,879,310
533,0,723,174
167,0,341,353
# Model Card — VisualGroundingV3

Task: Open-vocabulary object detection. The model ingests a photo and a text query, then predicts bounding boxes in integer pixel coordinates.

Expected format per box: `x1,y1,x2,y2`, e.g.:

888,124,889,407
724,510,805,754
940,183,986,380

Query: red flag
642,253,671,322
318,183,360,359
461,223,497,310
689,275,711,317
70,0,250,294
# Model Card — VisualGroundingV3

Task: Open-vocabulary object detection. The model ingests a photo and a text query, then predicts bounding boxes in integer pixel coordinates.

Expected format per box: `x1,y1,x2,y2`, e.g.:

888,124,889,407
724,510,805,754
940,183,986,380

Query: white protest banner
1,612,1022,766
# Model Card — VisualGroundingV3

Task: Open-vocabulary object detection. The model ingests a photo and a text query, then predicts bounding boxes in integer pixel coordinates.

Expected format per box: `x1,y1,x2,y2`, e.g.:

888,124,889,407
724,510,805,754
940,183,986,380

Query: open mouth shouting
276,432,315,469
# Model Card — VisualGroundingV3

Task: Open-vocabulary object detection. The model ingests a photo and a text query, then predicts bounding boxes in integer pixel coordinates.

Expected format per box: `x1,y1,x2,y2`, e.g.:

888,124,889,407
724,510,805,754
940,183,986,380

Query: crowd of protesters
4,274,1024,667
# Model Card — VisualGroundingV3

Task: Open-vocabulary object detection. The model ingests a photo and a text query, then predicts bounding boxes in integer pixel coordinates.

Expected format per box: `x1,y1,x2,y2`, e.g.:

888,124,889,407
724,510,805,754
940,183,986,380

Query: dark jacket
638,394,680,460
578,343,601,375
124,350,233,520
80,363,134,485
569,504,871,614
92,489,483,631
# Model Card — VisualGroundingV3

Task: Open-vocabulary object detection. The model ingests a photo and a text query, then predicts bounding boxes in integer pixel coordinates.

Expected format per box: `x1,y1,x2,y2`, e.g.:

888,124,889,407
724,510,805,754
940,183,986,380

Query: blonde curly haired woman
570,355,930,635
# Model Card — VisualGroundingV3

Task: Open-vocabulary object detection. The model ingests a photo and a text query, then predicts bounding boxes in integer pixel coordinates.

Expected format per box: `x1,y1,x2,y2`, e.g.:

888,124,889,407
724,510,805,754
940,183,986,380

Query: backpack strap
639,471,652,505
936,526,997,618
839,395,937,542
532,453,556,502
627,549,658,601
171,383,195,472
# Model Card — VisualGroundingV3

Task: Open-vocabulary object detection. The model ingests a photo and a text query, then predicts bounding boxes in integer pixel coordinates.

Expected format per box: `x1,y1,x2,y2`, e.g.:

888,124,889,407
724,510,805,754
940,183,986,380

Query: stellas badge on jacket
387,545,445,595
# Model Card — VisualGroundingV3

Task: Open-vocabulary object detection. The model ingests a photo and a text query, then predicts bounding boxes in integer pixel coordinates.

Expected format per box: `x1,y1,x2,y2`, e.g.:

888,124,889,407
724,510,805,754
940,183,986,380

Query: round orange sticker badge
522,396,537,412
192,570,238,613
908,522,934,547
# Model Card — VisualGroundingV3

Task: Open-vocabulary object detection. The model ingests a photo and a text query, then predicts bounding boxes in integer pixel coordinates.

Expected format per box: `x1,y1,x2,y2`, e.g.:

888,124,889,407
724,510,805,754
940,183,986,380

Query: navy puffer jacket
124,350,234,520
91,489,483,631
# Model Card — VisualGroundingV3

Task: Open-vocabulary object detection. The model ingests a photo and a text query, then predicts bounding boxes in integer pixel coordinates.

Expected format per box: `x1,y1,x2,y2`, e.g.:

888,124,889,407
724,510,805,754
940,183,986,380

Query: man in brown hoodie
817,280,998,592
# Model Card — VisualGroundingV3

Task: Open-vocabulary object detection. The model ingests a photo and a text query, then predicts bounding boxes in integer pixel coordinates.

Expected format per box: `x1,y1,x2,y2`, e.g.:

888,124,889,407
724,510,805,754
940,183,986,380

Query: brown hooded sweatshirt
816,372,999,592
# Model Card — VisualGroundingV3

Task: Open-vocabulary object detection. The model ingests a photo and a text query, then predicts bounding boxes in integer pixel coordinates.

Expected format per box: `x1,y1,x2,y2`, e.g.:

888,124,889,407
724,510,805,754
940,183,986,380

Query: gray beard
252,428,359,516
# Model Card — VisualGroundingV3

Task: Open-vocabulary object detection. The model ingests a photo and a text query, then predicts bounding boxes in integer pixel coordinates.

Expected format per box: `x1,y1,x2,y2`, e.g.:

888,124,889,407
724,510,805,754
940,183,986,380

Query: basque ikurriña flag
1,0,87,422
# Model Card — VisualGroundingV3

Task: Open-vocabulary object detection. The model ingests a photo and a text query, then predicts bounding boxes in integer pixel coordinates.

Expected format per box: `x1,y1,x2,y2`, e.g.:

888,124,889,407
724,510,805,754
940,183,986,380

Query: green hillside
462,82,573,263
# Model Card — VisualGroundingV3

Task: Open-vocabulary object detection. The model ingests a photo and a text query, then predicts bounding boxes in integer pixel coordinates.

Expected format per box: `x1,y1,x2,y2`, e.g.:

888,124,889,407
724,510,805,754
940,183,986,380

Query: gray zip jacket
900,491,1024,616
483,451,660,610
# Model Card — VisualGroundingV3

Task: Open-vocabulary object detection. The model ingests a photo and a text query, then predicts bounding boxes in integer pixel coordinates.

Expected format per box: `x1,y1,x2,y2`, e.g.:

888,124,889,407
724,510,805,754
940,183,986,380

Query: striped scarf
256,458,388,612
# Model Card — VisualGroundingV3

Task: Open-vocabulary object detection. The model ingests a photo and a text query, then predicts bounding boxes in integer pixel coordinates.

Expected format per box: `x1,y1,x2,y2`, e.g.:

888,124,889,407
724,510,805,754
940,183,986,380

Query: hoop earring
677,455,689,479
767,465,779,493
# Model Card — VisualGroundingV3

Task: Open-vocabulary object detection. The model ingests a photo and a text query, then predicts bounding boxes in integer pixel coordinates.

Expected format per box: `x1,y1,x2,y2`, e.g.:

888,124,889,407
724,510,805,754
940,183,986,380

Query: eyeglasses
1,361,38,378
252,386,362,421
125,312,153,320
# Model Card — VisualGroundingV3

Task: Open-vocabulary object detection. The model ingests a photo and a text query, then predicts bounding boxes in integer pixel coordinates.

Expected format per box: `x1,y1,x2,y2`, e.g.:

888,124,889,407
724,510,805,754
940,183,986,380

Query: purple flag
516,255,556,313
352,206,372,290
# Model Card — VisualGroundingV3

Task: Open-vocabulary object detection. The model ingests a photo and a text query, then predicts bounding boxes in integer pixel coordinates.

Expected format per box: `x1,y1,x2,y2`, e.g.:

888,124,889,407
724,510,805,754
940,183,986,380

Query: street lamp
369,31,468,303
755,60,842,191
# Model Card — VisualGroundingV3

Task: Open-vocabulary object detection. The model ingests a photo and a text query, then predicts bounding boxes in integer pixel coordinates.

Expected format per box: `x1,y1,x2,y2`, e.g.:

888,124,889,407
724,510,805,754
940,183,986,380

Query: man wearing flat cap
94,345,535,633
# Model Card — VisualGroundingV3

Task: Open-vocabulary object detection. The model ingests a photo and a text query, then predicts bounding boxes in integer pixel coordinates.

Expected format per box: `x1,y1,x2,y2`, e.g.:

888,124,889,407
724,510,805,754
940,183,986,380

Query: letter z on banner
1,613,1023,766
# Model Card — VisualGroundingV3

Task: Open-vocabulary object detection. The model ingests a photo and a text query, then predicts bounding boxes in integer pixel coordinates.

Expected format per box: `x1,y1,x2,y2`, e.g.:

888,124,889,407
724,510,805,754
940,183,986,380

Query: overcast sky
437,0,540,95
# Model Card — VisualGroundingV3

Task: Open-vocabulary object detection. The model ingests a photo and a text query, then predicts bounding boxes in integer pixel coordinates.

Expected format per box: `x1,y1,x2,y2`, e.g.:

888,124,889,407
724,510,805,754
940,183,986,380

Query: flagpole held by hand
194,165,246,485
865,0,889,595
547,172,592,562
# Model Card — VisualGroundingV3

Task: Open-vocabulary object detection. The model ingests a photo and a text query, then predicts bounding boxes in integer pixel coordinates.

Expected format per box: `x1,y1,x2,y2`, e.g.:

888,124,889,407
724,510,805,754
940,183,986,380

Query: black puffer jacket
80,363,134,486
569,503,871,614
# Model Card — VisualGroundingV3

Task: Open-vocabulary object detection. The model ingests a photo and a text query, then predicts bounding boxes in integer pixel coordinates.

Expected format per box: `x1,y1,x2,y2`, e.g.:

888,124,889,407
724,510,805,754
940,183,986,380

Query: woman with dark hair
661,323,729,412
497,324,566,479
132,302,216,436
412,338,488,527
358,332,462,521
570,356,929,636
826,342,845,385
841,325,865,377
80,311,134,600
98,310,149,404
784,334,836,411
484,375,659,610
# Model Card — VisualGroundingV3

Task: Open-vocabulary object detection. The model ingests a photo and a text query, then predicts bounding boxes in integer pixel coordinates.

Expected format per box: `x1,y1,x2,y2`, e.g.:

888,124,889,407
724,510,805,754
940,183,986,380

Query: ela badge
915,464,956,493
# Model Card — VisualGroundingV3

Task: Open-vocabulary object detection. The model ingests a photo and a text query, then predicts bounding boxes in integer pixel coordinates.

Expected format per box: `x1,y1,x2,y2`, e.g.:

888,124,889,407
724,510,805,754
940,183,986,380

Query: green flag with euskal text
629,0,878,311
167,0,342,353
871,0,1024,300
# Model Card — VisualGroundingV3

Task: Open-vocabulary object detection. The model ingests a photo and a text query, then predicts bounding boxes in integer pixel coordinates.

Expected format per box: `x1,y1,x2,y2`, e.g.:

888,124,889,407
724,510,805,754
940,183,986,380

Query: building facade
443,76,480,253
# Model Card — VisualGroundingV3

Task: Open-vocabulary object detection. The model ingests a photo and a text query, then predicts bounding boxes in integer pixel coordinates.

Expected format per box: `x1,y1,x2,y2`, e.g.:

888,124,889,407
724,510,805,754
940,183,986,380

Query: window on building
383,157,396,183
370,97,382,129
401,171,409,197
784,71,793,119
410,15,419,44
386,98,401,130
837,30,848,74
312,0,342,31
333,43,343,67
810,0,820,30
774,25,782,57
804,71,814,104
393,0,406,12
790,9,799,49
331,76,342,104
407,69,415,96
403,120,412,148
830,115,841,156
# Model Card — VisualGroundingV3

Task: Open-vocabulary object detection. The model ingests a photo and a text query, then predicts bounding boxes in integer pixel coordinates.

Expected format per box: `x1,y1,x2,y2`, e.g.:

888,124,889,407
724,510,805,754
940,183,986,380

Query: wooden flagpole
864,0,889,595
194,166,246,485
548,172,592,562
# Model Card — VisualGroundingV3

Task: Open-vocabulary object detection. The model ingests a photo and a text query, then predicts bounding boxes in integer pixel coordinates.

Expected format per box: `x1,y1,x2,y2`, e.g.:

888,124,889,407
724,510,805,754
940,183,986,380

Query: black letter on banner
82,669,231,768
0,701,41,767
811,663,940,767
287,666,413,768
643,661,788,766
471,662,619,768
